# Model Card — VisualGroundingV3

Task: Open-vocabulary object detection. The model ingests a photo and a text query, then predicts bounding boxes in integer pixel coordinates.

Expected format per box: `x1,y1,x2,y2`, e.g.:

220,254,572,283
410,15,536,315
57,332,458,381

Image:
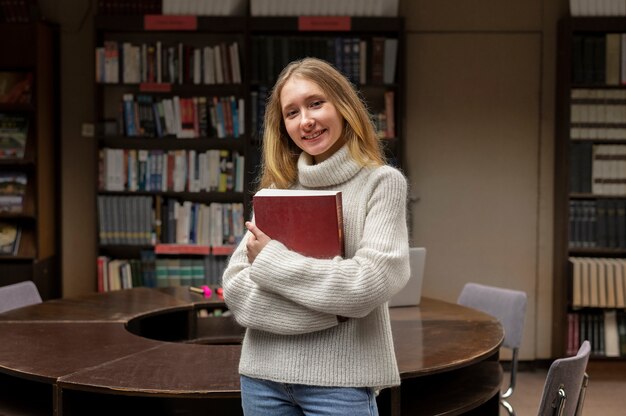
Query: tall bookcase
554,17,626,360
93,14,405,292
94,15,248,291
0,22,59,299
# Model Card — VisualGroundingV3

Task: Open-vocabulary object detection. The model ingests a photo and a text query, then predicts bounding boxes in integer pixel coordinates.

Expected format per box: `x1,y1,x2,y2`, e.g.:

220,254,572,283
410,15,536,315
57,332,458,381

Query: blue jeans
240,375,379,416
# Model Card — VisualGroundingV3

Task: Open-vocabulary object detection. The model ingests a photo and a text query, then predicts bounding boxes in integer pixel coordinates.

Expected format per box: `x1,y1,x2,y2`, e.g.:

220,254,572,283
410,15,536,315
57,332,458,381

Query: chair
537,340,590,416
0,281,42,314
457,282,527,416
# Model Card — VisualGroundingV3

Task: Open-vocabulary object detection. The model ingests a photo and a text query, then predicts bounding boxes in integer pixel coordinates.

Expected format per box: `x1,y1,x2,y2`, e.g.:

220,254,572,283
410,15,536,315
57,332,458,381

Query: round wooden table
0,287,503,415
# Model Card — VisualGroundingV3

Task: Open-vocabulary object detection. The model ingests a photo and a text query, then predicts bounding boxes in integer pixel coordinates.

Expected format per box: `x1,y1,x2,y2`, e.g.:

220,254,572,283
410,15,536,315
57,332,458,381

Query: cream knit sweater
222,145,410,389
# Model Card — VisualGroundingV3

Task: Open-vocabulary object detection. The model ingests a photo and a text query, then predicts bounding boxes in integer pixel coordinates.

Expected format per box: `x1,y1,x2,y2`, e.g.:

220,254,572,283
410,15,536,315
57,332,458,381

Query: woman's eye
310,101,323,108
285,110,297,118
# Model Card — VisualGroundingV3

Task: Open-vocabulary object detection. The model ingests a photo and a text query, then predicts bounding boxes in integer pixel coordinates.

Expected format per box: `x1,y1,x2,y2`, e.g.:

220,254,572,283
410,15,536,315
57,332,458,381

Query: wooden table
0,287,503,416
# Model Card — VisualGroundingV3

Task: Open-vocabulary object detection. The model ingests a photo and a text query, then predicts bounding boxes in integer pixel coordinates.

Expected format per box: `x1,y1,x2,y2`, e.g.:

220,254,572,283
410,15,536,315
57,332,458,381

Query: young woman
222,57,410,416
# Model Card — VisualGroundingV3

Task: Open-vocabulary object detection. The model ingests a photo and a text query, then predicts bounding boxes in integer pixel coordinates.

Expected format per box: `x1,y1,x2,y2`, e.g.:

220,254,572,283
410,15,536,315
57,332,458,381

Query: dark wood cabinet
0,22,59,299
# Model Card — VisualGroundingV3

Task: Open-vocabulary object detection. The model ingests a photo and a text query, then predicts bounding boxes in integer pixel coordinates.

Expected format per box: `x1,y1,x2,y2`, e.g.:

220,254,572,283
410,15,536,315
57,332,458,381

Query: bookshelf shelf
98,137,246,151
0,22,59,299
554,17,626,360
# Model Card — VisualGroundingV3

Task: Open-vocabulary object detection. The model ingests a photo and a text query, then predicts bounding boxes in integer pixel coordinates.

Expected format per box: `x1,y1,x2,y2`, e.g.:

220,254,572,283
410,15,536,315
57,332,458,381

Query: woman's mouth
302,129,326,140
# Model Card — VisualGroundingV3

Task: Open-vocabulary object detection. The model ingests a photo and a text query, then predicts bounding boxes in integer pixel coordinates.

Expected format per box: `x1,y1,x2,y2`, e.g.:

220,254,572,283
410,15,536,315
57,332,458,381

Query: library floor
500,363,626,416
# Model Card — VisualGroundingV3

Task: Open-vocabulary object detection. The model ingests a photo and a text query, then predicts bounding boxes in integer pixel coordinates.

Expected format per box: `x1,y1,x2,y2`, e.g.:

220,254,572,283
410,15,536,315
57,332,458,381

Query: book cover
0,71,32,104
0,222,21,255
0,113,28,159
253,189,344,259
0,172,27,213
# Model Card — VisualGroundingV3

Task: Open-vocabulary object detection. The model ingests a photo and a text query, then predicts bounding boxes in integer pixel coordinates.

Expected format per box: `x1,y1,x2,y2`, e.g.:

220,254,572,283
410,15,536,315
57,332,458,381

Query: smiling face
280,76,345,164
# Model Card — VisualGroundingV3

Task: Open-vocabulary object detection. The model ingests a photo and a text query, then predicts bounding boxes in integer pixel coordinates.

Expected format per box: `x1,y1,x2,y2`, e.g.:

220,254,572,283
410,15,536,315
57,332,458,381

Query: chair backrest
457,282,527,350
389,247,426,307
0,281,42,314
537,340,591,416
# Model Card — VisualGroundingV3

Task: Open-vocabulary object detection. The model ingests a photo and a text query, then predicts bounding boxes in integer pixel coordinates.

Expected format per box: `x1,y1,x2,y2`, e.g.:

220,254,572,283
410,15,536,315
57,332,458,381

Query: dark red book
253,189,344,259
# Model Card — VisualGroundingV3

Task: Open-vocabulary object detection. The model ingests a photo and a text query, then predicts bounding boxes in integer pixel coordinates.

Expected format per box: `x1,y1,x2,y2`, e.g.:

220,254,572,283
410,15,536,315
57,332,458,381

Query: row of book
569,257,626,308
567,311,626,358
96,0,398,17
96,40,242,85
570,0,626,16
0,113,28,160
98,0,246,16
97,195,244,247
570,89,626,141
569,200,626,249
117,94,244,139
250,0,399,16
157,199,244,247
96,251,228,292
569,143,626,195
0,221,21,255
0,0,38,23
572,33,625,85
0,72,32,104
100,148,245,193
0,172,26,214
250,36,398,86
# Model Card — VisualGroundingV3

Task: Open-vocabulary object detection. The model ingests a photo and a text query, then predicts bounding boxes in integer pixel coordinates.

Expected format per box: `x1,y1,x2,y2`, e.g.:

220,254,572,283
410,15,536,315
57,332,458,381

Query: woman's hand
245,222,271,263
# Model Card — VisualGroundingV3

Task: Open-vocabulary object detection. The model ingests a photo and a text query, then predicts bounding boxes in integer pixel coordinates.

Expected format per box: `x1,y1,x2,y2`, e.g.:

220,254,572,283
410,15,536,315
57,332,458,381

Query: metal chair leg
501,398,515,416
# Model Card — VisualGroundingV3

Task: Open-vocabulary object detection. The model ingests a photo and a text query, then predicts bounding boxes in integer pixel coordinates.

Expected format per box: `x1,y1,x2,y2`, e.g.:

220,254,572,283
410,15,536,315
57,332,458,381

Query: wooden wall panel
400,0,542,31
405,33,541,359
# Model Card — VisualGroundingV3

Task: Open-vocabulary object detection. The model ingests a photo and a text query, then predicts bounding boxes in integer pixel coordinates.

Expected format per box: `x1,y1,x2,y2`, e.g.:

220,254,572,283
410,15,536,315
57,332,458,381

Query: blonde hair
258,57,385,189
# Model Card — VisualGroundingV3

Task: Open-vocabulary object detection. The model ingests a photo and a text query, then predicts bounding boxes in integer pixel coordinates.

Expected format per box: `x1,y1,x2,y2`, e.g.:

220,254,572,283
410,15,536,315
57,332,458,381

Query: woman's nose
300,112,314,129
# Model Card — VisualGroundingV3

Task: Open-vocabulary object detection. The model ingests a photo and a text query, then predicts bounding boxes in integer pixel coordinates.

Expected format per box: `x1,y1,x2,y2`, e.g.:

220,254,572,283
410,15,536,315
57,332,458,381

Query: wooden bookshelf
553,17,626,360
93,15,248,292
93,14,405,292
0,22,59,299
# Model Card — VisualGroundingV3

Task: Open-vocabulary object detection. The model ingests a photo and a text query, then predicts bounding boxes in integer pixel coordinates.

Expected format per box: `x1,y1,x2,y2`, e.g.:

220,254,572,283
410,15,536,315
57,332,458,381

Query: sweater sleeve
249,168,410,318
221,233,339,335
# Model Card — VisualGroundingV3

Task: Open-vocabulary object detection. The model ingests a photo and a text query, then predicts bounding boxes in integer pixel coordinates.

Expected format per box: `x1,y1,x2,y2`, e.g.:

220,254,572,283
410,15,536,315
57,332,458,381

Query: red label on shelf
144,15,198,31
298,16,351,31
212,246,235,256
155,244,211,255
139,83,172,93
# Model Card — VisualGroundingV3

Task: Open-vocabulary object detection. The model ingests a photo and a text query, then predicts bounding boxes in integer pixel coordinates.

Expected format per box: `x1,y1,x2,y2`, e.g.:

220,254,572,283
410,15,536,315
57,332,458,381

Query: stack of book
0,173,27,214
95,40,242,86
250,0,399,16
0,72,32,104
569,257,626,309
0,0,39,23
570,0,626,16
99,148,245,193
0,222,21,255
0,114,28,160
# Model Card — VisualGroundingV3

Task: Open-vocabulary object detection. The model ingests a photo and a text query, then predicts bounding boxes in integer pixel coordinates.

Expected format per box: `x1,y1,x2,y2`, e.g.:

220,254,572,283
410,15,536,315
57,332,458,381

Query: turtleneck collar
297,144,362,188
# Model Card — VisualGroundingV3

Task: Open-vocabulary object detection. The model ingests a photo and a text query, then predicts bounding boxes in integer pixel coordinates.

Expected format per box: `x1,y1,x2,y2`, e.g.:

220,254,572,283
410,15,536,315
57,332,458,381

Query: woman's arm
249,168,411,318
221,236,339,335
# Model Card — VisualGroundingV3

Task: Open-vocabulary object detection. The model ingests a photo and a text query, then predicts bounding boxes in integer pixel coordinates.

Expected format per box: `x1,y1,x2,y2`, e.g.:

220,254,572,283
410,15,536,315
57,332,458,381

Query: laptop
389,247,426,307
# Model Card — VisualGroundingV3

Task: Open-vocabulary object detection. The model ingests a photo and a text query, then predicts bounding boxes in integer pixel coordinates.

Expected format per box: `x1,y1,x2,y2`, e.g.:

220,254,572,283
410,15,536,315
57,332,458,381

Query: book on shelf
249,0,399,17
0,222,21,255
568,310,626,358
0,113,28,159
0,0,39,23
252,188,344,259
569,257,626,309
0,72,32,104
0,172,26,214
570,0,626,17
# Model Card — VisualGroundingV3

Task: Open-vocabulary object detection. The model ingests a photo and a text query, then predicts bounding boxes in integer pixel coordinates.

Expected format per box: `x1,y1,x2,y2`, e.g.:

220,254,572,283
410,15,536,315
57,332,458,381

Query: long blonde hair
258,57,385,189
